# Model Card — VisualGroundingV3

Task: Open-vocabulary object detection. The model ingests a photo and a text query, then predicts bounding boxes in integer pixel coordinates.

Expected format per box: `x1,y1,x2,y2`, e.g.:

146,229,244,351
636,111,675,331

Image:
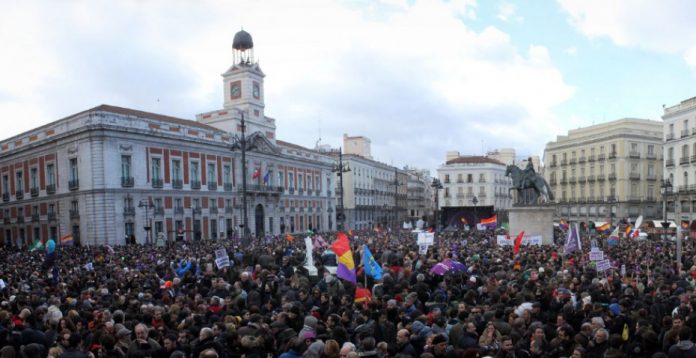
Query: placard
418,244,429,255
215,257,230,269
596,259,612,272
417,233,434,245
621,264,626,276
215,248,227,260
589,249,604,261
496,235,543,246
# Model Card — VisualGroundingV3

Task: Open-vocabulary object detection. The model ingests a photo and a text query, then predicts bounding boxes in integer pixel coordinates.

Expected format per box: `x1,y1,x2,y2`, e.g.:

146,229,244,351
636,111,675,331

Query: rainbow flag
624,224,632,237
596,223,610,232
559,219,569,231
330,232,356,283
60,234,74,246
480,216,497,225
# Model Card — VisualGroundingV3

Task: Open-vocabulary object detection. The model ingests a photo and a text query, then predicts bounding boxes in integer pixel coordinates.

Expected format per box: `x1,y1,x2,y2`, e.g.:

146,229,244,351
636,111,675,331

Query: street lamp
332,148,350,231
431,178,443,233
661,178,672,240
230,109,256,245
471,195,479,229
138,199,153,245
390,168,403,230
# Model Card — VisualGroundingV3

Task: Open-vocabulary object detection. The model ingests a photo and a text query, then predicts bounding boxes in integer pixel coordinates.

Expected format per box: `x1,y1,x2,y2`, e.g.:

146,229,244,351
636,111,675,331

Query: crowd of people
1,227,696,358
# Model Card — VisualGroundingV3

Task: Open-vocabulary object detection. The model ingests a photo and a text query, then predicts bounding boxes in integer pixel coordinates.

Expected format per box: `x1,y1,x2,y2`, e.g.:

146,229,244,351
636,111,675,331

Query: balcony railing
191,180,201,189
561,159,568,166
598,153,606,161
2,193,9,202
209,207,218,214
154,207,164,216
568,177,576,184
239,185,284,194
629,172,640,180
608,152,617,159
224,183,233,191
666,133,675,141
225,206,234,214
647,153,657,160
193,207,202,214
48,212,56,221
121,177,134,187
578,156,586,163
629,151,641,159
2,217,9,224
17,216,24,223
174,207,184,215
569,158,577,165
68,179,79,190
46,184,55,194
30,187,39,197
682,129,690,138
152,178,163,188
646,174,657,181
15,190,23,199
172,179,183,189
587,175,595,182
69,209,79,219
588,155,596,162
666,159,675,167
207,182,217,190
597,175,605,181
550,161,558,167
123,207,135,216
691,155,696,164
627,196,642,202
681,157,690,165
560,179,567,185
606,196,616,202
608,173,617,181
679,185,689,193
456,193,466,198
577,176,586,182
31,213,40,222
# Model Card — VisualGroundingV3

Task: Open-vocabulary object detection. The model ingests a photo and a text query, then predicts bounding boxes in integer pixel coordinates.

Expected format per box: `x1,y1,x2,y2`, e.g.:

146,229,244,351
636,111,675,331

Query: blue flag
363,245,383,280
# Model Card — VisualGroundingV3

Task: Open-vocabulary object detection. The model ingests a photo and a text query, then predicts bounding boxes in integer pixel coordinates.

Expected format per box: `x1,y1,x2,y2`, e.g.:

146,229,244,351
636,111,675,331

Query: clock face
253,82,260,99
230,82,241,98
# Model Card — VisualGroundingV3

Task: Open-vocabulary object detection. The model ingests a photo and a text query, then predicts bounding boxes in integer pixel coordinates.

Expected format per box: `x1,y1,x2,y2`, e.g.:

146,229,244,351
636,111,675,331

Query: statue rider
521,157,535,189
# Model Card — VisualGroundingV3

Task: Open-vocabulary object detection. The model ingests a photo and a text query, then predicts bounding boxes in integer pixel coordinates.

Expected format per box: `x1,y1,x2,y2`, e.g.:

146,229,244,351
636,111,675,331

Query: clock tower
197,29,276,141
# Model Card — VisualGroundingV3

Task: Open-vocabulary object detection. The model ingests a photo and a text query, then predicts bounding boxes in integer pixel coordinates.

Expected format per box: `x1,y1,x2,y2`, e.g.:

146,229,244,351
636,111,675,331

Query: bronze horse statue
505,165,554,204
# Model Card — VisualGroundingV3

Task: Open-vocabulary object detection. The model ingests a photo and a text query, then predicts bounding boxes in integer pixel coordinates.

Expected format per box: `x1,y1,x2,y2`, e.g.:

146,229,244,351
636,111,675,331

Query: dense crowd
1,227,696,358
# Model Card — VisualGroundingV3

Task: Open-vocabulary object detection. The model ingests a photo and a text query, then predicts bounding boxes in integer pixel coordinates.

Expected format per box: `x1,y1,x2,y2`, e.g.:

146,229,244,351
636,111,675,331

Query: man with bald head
396,328,418,358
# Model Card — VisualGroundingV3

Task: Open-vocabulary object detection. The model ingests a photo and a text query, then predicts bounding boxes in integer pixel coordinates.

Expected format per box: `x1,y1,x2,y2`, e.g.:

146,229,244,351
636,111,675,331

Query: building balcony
172,179,183,189
550,161,558,167
578,156,586,163
240,184,284,195
15,190,23,200
443,179,450,184
174,207,184,215
298,188,305,194
121,177,134,187
629,151,641,159
577,176,586,182
152,178,163,188
224,183,233,191
2,193,8,202
225,206,234,214
2,217,9,224
561,159,568,166
666,133,675,141
569,158,577,165
606,196,616,202
456,193,466,198
627,196,642,202
69,209,79,219
68,180,79,190
154,207,164,216
209,207,218,214
46,184,55,194
598,153,606,161
587,175,595,182
48,212,56,221
123,207,135,216
692,128,696,136
608,152,617,159
679,185,689,193
666,159,675,167
550,178,557,185
647,153,657,160
560,179,567,185
629,172,640,180
681,157,690,165
568,177,576,184
207,182,217,190
478,193,487,198
597,175,605,181
456,179,464,183
682,129,690,138
479,179,487,183
646,173,657,181
192,207,202,214
30,187,39,197
17,216,24,223
191,180,201,189
31,213,40,222
608,173,617,181
646,196,656,202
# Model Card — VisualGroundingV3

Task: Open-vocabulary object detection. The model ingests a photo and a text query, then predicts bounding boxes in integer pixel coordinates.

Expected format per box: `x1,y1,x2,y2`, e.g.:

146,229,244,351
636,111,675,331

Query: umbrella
445,259,467,272
430,263,450,276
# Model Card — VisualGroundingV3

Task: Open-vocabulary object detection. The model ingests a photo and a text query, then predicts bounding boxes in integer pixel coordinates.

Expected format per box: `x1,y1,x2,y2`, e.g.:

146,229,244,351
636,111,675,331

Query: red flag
513,231,525,255
252,168,261,179
285,234,294,242
354,287,372,303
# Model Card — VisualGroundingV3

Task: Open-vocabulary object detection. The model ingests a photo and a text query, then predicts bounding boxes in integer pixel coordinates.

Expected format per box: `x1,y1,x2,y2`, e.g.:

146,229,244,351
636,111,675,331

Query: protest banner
496,235,543,247
596,259,612,272
589,249,604,261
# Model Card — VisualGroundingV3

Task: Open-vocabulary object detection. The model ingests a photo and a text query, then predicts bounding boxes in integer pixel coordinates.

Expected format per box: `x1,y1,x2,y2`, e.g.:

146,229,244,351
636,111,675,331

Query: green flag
29,240,44,252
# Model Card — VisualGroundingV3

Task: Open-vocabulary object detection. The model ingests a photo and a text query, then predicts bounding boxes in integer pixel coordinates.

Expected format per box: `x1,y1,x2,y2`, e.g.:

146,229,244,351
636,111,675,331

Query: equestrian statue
505,158,554,205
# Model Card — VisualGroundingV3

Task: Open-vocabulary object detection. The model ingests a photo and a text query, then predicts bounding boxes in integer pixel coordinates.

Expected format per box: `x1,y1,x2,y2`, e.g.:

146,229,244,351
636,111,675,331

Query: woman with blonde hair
479,321,502,355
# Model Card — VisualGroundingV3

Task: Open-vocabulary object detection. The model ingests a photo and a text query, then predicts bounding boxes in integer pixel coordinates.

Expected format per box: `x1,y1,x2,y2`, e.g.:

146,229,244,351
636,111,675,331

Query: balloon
46,239,56,254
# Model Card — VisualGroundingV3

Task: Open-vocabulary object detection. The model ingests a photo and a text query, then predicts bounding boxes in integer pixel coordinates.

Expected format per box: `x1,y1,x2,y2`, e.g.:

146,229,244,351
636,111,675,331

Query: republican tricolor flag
330,232,356,283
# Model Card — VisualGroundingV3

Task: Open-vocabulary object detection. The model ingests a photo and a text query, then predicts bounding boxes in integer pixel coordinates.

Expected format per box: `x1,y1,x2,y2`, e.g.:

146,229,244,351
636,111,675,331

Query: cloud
0,0,574,172
497,2,523,23
558,0,696,65
564,46,577,56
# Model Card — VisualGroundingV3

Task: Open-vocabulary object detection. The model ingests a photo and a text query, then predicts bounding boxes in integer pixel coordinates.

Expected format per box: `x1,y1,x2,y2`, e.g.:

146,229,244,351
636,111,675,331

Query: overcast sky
1,0,696,173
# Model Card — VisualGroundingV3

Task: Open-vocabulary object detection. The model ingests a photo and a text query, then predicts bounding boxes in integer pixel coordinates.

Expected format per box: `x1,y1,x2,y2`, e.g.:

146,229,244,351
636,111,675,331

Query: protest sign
589,249,604,261
496,235,543,247
596,259,612,272
215,257,230,269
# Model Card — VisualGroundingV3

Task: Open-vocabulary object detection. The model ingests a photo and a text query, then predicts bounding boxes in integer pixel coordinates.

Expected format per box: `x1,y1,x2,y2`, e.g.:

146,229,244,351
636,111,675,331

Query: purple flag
564,223,581,256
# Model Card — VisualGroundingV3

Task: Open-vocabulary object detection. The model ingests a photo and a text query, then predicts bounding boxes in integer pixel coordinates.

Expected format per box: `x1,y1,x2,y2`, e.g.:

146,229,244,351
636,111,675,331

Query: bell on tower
232,29,254,65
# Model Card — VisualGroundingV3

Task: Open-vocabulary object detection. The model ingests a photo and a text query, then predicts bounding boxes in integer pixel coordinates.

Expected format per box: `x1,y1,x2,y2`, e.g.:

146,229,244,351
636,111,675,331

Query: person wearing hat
425,334,450,358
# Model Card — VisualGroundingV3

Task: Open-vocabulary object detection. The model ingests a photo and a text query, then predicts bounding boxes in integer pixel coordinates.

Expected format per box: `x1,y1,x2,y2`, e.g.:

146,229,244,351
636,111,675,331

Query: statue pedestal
508,206,555,245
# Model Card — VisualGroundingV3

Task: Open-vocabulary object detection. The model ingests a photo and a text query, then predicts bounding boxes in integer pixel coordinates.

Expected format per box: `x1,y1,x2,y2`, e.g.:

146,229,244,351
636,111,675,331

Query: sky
1,0,696,173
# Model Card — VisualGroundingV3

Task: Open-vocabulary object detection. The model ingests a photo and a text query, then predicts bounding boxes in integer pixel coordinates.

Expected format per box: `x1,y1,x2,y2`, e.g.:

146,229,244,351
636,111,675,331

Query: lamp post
661,178,672,240
472,195,479,229
391,168,403,230
138,199,153,245
431,178,443,233
231,109,256,245
332,148,350,231
608,196,616,228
